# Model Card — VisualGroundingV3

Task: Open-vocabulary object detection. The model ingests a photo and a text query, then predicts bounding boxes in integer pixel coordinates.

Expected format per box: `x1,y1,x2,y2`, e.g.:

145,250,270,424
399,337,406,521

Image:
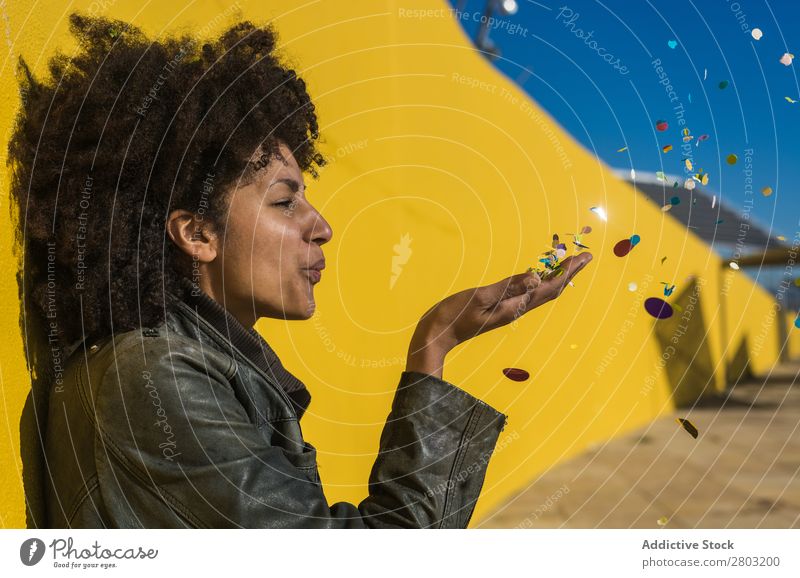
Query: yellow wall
1,0,794,528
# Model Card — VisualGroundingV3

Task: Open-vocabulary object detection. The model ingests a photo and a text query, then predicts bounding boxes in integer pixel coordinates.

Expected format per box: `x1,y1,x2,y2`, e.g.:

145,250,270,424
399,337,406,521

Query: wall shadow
653,279,716,408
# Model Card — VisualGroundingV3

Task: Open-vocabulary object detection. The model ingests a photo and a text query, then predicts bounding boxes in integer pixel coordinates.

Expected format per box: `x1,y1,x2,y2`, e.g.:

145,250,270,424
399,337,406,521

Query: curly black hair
7,13,326,365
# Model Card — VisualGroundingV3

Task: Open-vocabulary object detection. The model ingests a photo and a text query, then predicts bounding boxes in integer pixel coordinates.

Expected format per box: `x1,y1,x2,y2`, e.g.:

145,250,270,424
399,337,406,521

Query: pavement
476,361,800,529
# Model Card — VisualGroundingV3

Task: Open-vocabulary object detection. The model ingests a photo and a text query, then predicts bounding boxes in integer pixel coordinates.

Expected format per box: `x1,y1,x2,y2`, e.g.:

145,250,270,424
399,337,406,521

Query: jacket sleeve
91,334,507,528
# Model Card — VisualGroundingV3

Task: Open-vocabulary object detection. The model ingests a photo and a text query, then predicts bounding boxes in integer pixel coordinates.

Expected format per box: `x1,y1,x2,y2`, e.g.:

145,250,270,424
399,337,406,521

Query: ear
166,209,218,263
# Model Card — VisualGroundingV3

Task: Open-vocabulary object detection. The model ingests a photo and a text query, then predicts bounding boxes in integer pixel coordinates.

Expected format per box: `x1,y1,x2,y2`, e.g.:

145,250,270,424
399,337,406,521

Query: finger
542,252,593,294
485,270,541,302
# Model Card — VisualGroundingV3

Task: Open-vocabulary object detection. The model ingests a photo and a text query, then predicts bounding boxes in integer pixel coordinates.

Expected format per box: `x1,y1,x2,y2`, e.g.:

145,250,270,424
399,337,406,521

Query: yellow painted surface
0,0,794,528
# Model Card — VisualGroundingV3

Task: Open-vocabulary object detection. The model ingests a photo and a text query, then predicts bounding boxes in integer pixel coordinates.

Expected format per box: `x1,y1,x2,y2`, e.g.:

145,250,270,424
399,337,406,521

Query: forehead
243,142,304,187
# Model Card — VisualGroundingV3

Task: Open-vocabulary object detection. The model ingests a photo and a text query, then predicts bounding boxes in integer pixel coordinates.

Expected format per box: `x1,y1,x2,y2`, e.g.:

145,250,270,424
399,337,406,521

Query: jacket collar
176,277,311,420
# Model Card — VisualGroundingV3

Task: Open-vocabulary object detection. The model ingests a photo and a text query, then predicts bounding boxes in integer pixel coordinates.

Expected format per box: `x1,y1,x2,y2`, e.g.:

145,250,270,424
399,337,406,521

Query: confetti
682,128,693,142
614,239,634,257
780,53,794,66
684,178,696,191
661,256,667,265
676,418,699,439
729,262,740,270
761,186,773,196
718,80,729,90
656,120,669,132
712,195,716,208
656,171,667,182
617,146,628,152
662,144,673,153
661,282,676,297
796,316,800,329
630,234,641,246
657,516,669,526
700,172,710,186
590,206,608,221
502,368,530,382
662,203,673,212
726,153,738,165
628,282,638,292
794,278,800,287
715,219,724,224
752,28,763,40
667,40,678,49
703,68,708,80
570,343,578,350
630,168,636,180
777,235,786,241
684,158,693,171
786,96,797,104
688,93,692,103
670,196,681,205
645,297,673,319
697,134,710,143
673,303,684,313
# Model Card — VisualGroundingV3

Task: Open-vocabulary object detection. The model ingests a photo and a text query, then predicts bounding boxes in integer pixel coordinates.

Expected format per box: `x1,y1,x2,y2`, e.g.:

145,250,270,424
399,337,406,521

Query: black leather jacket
44,281,508,528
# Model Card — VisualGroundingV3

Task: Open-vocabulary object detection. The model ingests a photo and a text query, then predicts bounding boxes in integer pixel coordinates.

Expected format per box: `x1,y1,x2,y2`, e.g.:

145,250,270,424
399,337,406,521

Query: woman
8,14,591,528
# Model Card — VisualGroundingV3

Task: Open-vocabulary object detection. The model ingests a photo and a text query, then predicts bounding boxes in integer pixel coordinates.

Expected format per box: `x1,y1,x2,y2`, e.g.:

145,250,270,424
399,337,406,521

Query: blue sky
449,0,800,241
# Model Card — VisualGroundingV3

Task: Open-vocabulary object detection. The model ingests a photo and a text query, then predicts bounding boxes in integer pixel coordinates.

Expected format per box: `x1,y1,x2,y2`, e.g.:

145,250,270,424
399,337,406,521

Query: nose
306,204,333,246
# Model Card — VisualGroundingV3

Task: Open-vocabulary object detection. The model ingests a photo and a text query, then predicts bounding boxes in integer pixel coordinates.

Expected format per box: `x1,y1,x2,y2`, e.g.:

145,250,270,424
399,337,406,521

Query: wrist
405,326,454,379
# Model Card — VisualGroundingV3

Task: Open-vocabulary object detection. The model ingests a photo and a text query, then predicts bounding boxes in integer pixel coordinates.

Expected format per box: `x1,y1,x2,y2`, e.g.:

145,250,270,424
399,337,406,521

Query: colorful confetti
662,282,676,297
780,53,794,66
662,203,673,212
718,80,729,90
670,196,681,205
752,28,763,40
657,516,669,526
656,120,669,132
729,262,740,270
628,282,638,292
684,178,696,190
630,234,641,246
726,154,738,165
656,171,667,182
786,96,797,104
667,40,678,49
502,368,530,382
614,239,634,257
661,256,667,265
590,206,608,221
795,316,800,329
676,418,699,439
684,158,693,171
761,186,773,196
617,146,628,152
645,297,673,319
712,195,716,209
662,144,673,153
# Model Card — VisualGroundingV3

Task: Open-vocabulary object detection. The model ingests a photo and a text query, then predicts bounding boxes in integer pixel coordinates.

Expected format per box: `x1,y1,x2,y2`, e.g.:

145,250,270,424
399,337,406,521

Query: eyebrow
268,178,304,193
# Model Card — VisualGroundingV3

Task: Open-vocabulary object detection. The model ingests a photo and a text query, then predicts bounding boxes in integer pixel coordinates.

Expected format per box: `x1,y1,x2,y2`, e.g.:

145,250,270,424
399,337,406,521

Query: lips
304,258,325,284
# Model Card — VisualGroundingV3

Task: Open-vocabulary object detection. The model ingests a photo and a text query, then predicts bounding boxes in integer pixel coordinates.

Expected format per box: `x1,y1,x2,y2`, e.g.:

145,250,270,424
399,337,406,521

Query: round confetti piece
628,282,638,292
726,153,738,165
761,186,773,196
780,53,794,66
729,262,740,270
719,80,729,90
630,234,641,246
644,297,673,319
670,196,681,205
656,120,668,131
667,40,677,49
614,239,634,257
793,278,800,288
795,317,800,329
751,28,763,40
502,368,530,382
581,225,593,234
657,516,669,526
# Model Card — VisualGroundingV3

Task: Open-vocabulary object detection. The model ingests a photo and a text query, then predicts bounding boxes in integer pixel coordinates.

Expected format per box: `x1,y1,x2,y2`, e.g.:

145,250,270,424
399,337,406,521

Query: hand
406,253,593,378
